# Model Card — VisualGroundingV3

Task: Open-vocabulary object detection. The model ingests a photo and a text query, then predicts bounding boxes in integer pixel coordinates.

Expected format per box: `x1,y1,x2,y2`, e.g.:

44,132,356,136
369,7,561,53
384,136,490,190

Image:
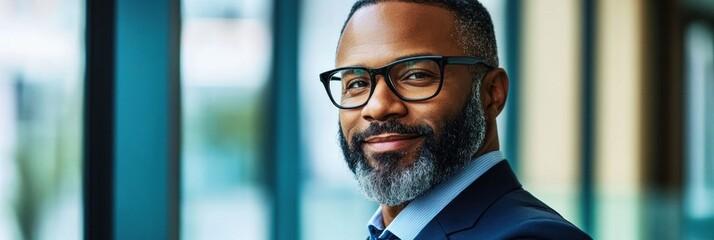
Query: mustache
351,121,434,146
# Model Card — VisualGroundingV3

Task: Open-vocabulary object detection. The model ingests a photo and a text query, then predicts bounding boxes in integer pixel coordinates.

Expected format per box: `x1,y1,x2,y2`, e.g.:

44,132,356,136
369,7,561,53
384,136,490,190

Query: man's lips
362,133,422,153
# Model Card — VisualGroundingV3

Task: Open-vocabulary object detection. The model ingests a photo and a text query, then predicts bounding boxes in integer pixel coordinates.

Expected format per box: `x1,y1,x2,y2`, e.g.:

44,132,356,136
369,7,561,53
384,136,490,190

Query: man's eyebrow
345,52,437,68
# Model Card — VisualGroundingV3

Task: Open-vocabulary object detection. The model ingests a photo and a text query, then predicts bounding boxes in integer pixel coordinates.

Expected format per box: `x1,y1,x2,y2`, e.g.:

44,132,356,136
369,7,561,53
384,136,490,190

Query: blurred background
0,0,712,239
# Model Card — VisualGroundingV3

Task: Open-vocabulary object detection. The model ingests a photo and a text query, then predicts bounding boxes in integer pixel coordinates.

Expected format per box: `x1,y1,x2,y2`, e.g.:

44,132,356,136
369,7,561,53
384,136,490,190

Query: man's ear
481,68,509,119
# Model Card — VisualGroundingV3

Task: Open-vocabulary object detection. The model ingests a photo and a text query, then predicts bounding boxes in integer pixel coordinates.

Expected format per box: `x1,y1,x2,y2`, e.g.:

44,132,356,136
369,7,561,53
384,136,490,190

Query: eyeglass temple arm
445,56,495,69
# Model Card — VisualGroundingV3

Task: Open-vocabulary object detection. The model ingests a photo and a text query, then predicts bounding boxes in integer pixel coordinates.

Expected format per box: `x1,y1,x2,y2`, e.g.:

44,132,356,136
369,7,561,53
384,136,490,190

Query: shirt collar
366,151,505,240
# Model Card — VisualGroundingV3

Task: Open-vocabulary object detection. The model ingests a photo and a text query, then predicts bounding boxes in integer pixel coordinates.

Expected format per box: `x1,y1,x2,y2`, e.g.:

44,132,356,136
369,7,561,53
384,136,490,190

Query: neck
473,119,500,158
380,203,408,227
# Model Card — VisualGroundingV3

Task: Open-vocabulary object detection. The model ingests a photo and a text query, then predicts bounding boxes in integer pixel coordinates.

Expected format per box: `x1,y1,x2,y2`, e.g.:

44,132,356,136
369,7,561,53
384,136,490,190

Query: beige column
596,0,644,239
521,0,582,227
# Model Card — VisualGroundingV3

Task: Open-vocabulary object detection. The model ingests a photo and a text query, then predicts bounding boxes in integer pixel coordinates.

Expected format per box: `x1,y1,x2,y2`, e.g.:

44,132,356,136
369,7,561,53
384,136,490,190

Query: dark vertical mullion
83,0,116,239
504,0,521,174
644,0,684,239
268,0,302,240
580,0,596,235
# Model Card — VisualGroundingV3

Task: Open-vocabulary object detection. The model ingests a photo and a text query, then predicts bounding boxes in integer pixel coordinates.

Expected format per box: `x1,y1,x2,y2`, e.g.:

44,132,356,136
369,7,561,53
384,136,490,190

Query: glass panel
684,21,714,240
180,0,272,239
0,0,84,239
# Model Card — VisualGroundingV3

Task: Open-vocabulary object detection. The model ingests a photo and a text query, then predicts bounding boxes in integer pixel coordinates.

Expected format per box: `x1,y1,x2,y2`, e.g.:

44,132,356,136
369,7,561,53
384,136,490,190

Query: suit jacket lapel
415,161,522,239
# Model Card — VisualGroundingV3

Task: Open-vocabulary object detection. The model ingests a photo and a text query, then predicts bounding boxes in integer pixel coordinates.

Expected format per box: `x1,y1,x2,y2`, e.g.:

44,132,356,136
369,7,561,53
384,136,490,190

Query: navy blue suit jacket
412,161,592,240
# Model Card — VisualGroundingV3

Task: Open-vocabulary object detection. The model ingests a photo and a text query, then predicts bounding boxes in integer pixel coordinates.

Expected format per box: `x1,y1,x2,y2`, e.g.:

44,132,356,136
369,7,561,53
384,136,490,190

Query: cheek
441,69,474,104
339,111,361,141
447,80,474,112
406,103,445,131
431,88,471,116
413,87,471,130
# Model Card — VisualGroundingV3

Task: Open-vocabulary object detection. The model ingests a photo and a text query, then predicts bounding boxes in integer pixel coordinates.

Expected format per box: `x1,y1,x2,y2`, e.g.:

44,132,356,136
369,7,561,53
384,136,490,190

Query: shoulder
451,188,591,240
493,218,592,240
416,161,591,240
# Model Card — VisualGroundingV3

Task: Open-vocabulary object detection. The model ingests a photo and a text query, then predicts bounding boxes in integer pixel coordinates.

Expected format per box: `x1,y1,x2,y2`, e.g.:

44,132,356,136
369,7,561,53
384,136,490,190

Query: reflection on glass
0,0,84,239
180,0,272,239
684,22,714,240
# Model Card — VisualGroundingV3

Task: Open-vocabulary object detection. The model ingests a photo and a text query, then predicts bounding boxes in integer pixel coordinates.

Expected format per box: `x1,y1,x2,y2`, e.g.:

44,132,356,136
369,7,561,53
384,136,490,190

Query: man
319,0,591,239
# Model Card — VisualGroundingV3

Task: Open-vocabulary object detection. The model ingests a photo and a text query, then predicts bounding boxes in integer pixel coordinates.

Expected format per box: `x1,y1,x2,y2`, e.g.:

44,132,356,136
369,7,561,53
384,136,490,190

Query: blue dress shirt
367,151,505,240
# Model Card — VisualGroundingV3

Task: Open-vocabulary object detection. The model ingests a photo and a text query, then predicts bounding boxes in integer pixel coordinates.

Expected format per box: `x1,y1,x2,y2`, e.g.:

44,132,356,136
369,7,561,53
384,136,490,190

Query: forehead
336,2,463,68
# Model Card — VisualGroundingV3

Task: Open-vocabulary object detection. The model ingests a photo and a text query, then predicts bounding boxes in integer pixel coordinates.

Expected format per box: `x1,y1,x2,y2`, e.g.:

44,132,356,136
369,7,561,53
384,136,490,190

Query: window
180,0,272,239
0,0,84,239
684,21,714,239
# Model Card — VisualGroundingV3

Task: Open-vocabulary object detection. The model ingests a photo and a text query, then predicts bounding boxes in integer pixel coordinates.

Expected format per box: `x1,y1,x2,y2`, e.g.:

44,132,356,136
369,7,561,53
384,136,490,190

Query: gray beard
338,79,487,206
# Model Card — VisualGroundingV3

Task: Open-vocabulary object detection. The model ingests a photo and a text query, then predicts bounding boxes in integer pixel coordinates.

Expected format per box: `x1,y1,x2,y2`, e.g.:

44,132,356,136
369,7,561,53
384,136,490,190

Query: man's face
336,2,487,206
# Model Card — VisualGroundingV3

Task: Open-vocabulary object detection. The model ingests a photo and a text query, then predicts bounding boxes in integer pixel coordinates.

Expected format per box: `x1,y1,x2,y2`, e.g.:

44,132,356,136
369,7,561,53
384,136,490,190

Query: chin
366,150,421,173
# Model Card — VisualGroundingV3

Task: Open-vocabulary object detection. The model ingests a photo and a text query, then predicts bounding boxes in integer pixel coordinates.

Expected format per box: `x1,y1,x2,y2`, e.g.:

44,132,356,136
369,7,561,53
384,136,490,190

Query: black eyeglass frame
319,55,495,109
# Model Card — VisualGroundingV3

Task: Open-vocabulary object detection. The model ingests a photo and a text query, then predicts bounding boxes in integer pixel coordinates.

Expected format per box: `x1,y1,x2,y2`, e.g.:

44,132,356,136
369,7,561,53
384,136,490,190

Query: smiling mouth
362,133,422,153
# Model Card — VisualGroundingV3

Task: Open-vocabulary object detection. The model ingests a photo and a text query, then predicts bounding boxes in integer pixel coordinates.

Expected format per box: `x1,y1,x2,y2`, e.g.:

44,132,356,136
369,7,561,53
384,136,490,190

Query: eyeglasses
319,55,494,109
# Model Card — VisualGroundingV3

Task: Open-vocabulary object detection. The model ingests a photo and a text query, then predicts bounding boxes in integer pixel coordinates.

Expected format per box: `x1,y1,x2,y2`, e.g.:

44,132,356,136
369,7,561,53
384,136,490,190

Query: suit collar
424,161,522,236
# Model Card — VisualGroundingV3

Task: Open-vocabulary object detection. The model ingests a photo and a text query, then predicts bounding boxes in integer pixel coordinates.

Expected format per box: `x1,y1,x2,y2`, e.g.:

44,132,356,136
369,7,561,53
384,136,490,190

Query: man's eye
346,79,369,89
406,72,430,79
403,71,437,80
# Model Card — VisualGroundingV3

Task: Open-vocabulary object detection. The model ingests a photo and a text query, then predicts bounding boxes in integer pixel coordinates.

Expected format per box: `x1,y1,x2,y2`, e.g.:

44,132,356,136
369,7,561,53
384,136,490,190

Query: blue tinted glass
180,0,272,239
685,22,714,239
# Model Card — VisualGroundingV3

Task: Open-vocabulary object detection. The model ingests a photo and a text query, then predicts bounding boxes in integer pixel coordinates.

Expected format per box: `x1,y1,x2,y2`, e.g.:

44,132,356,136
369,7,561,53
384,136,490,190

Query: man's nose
360,76,407,122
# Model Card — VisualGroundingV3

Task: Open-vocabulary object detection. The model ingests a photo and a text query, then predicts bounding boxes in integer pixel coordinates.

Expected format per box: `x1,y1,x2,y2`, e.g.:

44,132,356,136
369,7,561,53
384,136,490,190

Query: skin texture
336,2,509,227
